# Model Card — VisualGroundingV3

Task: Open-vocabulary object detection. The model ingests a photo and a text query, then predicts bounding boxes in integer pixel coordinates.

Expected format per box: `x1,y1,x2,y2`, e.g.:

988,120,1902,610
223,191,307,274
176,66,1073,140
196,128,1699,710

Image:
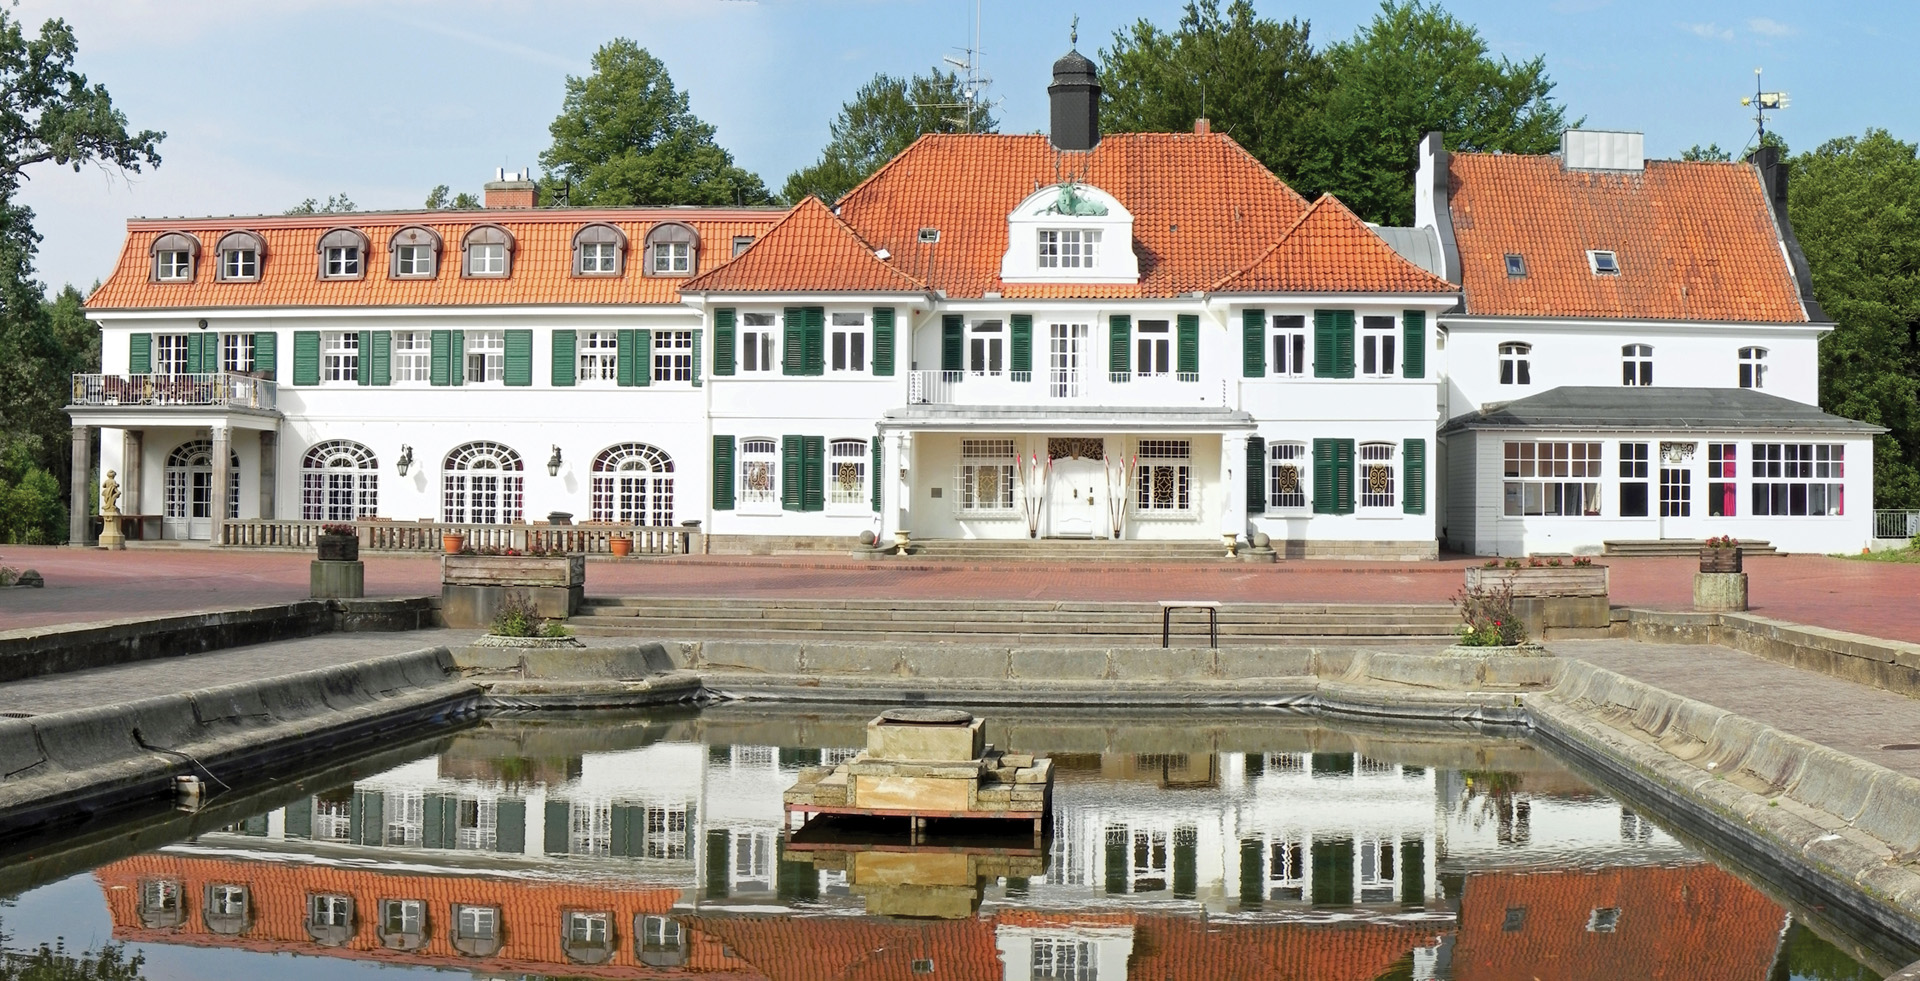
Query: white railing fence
71,372,277,410
1874,509,1920,540
220,519,694,555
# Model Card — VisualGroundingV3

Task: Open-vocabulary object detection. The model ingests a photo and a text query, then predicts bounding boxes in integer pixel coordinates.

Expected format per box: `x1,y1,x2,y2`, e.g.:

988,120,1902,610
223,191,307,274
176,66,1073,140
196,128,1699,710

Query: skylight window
1504,253,1526,277
1588,250,1620,276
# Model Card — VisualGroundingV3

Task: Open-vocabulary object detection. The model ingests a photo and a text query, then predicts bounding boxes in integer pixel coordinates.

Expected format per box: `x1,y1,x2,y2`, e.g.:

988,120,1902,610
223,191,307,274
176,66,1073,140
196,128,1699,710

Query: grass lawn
1839,546,1920,563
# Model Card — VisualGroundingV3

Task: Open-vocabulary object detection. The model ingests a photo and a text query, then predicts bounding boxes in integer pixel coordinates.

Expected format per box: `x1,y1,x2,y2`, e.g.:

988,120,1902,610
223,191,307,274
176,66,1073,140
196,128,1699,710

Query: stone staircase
569,596,1460,646
1602,539,1780,557
901,538,1236,563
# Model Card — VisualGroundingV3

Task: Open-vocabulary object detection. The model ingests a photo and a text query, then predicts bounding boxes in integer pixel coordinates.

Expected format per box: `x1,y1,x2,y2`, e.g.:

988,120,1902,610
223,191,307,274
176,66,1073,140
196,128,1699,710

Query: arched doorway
163,439,239,540
591,443,674,526
301,440,379,521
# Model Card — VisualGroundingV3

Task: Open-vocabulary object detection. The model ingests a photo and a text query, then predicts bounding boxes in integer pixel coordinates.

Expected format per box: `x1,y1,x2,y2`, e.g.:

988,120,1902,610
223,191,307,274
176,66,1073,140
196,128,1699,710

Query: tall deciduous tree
540,39,771,207
785,69,998,205
1788,129,1920,508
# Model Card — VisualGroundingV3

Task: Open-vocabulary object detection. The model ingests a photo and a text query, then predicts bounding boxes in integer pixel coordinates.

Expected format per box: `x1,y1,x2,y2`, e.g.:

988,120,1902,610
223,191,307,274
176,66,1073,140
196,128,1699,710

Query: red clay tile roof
1214,194,1457,294
1448,153,1809,322
682,196,927,294
834,132,1310,299
86,209,781,311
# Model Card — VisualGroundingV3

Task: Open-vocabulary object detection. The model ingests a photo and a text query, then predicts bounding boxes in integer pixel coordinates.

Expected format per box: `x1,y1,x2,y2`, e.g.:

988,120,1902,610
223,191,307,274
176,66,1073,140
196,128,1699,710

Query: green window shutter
1403,438,1427,514
422,793,452,849
292,331,321,386
713,308,736,376
284,797,314,839
1010,314,1033,374
1177,314,1200,375
691,328,703,387
712,436,736,510
185,333,205,374
1109,315,1131,376
495,799,526,854
634,328,652,386
370,330,391,386
1312,439,1337,514
543,800,570,854
1402,310,1426,379
129,333,152,374
1313,311,1335,377
616,329,638,387
251,332,274,379
781,436,803,511
941,314,964,372
356,330,372,385
429,330,451,386
1336,439,1356,513
1242,309,1265,377
503,329,532,386
872,307,895,376
449,329,464,386
802,435,825,511
804,308,824,375
783,307,805,375
1246,435,1266,514
551,329,576,386
871,437,883,512
1334,311,1356,379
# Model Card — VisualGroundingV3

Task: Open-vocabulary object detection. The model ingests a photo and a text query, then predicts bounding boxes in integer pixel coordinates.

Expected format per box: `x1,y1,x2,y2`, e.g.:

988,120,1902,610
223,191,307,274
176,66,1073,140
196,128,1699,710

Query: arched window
443,442,524,524
150,231,201,282
739,438,779,511
452,905,502,958
563,910,615,965
163,440,240,540
138,879,185,930
1499,342,1531,386
828,438,868,509
462,224,515,278
642,222,698,276
307,894,354,947
377,899,426,951
1739,346,1768,389
636,915,687,968
301,440,379,521
1359,442,1397,510
316,227,369,280
590,442,674,526
214,230,266,282
389,225,443,279
204,884,251,936
572,223,628,277
1622,344,1653,386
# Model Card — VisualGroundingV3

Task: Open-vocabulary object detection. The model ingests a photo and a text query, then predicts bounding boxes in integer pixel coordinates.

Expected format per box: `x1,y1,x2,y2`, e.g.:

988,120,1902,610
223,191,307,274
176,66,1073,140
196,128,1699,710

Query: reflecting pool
0,706,1900,979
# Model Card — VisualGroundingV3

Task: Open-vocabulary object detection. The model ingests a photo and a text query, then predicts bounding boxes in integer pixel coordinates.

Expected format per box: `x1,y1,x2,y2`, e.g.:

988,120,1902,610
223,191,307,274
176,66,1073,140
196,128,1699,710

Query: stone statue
97,470,126,551
99,470,120,517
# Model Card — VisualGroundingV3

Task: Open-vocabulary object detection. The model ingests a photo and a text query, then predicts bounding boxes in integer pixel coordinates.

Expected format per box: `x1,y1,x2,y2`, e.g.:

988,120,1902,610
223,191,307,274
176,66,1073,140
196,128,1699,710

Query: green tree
1787,129,1920,508
1683,143,1734,162
424,184,480,210
1100,0,1328,185
0,939,147,980
784,68,999,204
285,193,356,214
539,39,771,207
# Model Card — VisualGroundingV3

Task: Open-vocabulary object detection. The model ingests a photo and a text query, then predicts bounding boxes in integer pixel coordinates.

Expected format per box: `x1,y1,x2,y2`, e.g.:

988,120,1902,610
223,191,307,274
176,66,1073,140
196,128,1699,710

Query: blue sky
14,0,1910,294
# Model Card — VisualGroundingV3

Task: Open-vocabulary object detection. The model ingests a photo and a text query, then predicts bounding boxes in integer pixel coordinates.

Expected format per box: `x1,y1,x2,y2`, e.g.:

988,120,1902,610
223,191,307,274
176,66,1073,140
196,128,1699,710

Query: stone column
211,426,232,541
69,424,91,546
1221,432,1249,547
123,430,143,522
258,428,277,520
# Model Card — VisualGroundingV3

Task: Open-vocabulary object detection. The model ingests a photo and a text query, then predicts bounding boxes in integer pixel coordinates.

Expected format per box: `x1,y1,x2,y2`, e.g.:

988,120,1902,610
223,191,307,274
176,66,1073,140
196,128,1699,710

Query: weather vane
1741,68,1789,143
1071,15,1079,47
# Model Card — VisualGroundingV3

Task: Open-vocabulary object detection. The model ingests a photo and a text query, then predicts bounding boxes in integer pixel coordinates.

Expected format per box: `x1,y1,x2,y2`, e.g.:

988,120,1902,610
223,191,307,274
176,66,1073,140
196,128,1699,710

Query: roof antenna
921,0,997,132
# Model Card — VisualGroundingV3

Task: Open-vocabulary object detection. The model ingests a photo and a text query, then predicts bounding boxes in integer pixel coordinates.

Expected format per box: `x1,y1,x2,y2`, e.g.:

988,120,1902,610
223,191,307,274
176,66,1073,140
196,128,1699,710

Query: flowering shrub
1454,581,1528,647
1503,558,1522,569
1573,556,1594,567
1705,535,1739,548
1483,559,1500,568
320,523,356,536
1546,557,1563,567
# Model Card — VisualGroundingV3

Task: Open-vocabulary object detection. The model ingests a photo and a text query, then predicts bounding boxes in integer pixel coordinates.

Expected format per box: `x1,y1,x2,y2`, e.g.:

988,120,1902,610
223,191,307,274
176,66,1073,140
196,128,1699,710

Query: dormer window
462,224,515,278
643,222,698,277
1000,181,1137,285
389,225,442,279
215,230,265,282
732,235,755,256
572,223,627,276
1588,250,1620,276
1038,228,1101,269
317,228,369,280
149,231,200,282
1504,253,1526,277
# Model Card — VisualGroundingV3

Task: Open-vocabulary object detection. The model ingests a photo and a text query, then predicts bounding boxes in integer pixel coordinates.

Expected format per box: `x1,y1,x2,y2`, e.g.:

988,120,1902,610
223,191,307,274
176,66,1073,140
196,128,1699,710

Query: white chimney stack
1561,130,1645,172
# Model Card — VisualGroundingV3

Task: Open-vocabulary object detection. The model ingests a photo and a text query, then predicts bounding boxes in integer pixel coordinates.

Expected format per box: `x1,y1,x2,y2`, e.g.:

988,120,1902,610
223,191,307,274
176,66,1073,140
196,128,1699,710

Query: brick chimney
483,168,537,209
1194,118,1210,135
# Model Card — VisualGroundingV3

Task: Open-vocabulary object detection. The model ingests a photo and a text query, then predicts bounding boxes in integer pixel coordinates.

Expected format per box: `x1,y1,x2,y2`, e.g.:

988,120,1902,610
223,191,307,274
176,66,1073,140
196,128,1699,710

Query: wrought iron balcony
71,372,278,411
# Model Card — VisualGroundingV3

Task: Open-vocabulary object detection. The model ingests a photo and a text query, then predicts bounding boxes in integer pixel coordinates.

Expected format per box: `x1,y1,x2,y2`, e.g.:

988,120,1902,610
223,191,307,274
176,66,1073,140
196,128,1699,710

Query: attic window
643,222,699,277
917,228,941,244
1588,250,1620,276
732,235,755,257
1504,253,1526,277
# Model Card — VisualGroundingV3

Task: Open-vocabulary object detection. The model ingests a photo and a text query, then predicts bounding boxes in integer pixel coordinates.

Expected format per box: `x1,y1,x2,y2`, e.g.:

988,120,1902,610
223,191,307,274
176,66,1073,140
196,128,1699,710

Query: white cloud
1748,17,1796,37
1679,21,1734,41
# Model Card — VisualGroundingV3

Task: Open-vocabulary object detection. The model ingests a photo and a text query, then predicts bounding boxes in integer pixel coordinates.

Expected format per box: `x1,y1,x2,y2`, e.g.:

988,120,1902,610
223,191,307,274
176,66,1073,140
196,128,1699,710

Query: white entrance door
163,440,239,541
1658,441,1698,540
1049,458,1102,538
1049,323,1087,398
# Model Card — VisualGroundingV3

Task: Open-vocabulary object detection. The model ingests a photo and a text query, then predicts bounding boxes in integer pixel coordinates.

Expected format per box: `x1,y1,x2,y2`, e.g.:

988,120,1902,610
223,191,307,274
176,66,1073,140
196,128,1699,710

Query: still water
0,706,1898,980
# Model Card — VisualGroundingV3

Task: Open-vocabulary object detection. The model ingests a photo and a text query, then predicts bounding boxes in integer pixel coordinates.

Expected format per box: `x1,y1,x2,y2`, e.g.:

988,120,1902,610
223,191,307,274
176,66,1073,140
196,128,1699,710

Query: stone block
698,642,804,674
1001,754,1034,769
1693,572,1749,612
897,646,1014,680
440,584,580,629
1110,647,1215,681
853,774,973,811
1217,649,1315,680
1008,648,1110,681
854,850,973,887
1854,776,1920,854
866,716,985,762
1512,595,1610,635
309,560,364,599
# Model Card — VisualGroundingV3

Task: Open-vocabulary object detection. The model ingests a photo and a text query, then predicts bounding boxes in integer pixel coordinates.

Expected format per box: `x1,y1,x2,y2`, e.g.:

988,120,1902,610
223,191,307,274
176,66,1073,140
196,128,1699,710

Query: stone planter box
1464,565,1608,597
316,533,358,562
310,559,363,599
441,554,586,628
1700,547,1744,573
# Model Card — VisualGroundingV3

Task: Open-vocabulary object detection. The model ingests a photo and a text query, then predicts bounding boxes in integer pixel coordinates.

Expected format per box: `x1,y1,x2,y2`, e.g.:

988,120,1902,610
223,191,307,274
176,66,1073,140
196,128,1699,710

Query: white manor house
68,51,1878,557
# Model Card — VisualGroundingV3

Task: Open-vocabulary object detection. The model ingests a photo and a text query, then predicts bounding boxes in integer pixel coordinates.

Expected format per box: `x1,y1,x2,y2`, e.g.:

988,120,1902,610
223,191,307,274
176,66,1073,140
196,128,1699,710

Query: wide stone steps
1602,539,1780,557
902,539,1235,562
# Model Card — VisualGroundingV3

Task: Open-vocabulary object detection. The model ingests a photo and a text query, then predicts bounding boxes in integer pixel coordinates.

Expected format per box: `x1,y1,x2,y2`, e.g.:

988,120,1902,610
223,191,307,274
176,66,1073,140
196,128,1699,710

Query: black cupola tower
1048,47,1101,152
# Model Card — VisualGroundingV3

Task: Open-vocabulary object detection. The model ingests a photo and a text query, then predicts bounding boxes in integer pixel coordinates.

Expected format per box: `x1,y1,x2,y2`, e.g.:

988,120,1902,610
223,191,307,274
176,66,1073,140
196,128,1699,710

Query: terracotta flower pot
610,535,633,557
442,533,466,555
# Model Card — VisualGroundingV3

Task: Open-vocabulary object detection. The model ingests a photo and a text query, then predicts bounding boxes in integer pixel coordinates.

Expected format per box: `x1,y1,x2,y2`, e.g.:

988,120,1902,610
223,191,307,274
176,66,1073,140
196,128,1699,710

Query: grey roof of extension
1440,386,1885,436
1370,225,1447,280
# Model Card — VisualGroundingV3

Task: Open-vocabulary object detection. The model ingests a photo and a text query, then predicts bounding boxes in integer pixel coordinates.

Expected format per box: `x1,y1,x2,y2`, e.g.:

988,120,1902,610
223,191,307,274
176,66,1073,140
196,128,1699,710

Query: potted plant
317,523,359,562
442,530,467,555
609,531,633,557
1701,535,1742,573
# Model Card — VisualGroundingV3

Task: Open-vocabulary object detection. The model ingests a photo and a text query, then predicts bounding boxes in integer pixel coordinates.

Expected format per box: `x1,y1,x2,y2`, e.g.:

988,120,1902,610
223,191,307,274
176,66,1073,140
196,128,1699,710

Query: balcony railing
908,369,1221,408
71,372,278,411
1874,509,1920,540
219,518,695,555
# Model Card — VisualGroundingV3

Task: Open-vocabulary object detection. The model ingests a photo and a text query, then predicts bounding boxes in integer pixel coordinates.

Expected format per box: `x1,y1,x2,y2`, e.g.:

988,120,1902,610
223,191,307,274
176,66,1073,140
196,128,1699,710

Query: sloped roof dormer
999,181,1138,285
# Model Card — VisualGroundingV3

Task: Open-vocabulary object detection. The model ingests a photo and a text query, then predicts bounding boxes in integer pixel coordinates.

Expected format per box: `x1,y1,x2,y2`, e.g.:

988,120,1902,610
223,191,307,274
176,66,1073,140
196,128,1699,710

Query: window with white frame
1622,344,1653,386
221,333,254,373
466,330,504,383
382,899,424,934
570,802,612,856
1708,443,1738,517
395,244,434,277
157,334,189,375
739,439,780,510
651,241,691,274
641,914,683,951
384,791,423,846
1271,315,1307,376
301,440,378,521
142,880,181,916
323,245,361,278
653,330,694,382
645,806,688,859
455,905,497,941
1588,250,1620,276
1136,439,1191,513
392,331,431,382
579,241,619,274
830,312,867,372
1031,936,1097,981
1269,442,1308,509
156,250,193,281
323,331,359,382
209,885,248,917
1619,442,1650,517
578,330,619,382
1131,828,1169,890
1358,836,1398,903
1361,315,1396,376
442,441,524,524
959,438,1017,513
455,797,497,851
829,439,868,509
221,248,257,280
1588,907,1622,933
1503,441,1601,516
1739,346,1768,389
970,320,1004,375
1268,837,1306,900
732,235,755,256
1499,342,1532,385
740,314,776,372
567,911,610,944
732,829,774,885
1037,228,1100,269
1358,441,1397,510
1136,320,1171,376
591,442,673,526
309,894,351,929
468,242,507,276
313,794,353,841
1751,443,1845,516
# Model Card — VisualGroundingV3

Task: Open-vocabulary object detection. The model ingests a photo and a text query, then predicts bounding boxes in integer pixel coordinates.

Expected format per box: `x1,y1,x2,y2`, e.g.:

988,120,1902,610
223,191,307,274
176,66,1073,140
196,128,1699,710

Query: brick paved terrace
2,545,1917,643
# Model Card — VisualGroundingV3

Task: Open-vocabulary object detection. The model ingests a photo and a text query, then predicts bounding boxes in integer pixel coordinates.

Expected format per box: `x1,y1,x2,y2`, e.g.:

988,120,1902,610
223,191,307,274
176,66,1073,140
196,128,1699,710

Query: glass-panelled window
456,797,497,851
590,443,674,527
1269,442,1308,509
651,241,691,274
442,442,524,524
1503,441,1602,516
314,794,353,841
732,830,773,885
156,250,192,280
1136,320,1171,376
570,802,612,857
830,312,867,372
1358,836,1398,903
221,249,257,280
384,792,424,846
1268,837,1306,900
309,894,351,928
392,331,431,382
301,440,379,521
1358,441,1397,510
1751,443,1845,516
739,439,780,510
1619,442,1650,517
1271,315,1307,376
210,885,248,916
221,333,254,374
1622,344,1653,386
455,905,497,940
324,246,361,278
1500,342,1532,385
323,331,359,382
1037,228,1100,269
1136,439,1192,513
466,330,504,383
1031,936,1096,981
829,439,867,509
645,806,688,859
1739,346,1768,389
468,243,507,276
741,314,776,372
568,911,610,944
971,320,1004,375
1360,315,1396,377
960,438,1016,513
395,244,434,277
578,330,619,382
654,330,694,382
382,899,424,933
580,242,619,274
1708,443,1738,516
156,334,190,375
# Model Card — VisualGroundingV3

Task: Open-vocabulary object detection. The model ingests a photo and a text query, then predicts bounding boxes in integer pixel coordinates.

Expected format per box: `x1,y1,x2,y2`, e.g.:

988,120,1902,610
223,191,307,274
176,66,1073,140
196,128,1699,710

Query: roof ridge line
1207,195,1327,292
